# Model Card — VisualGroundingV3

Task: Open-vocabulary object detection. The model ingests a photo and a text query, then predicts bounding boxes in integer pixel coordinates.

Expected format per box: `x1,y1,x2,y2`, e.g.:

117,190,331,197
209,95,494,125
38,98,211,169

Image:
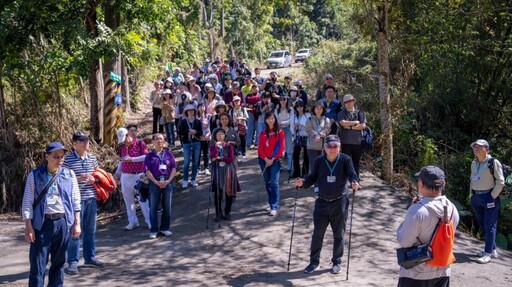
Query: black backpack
488,157,512,186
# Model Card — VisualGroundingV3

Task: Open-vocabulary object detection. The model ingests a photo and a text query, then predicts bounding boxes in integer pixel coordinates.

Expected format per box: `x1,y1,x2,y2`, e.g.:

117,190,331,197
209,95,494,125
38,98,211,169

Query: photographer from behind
396,166,459,287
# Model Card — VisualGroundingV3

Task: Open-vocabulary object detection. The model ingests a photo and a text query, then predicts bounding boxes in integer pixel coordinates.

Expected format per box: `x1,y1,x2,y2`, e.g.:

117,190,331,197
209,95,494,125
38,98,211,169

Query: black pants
397,276,449,287
239,135,247,156
152,107,164,134
198,141,209,170
213,184,234,218
292,143,309,178
341,144,362,176
310,196,349,265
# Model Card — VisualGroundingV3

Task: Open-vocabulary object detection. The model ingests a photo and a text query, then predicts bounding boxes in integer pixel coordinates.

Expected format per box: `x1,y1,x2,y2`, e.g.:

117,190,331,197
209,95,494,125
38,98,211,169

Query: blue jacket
321,98,342,120
31,165,77,230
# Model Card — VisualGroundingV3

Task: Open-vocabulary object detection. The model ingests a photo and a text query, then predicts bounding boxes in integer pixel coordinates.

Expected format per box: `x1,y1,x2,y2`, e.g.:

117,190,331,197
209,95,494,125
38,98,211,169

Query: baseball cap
45,142,68,154
117,128,128,144
325,135,341,146
72,131,89,142
470,139,490,149
415,166,445,187
233,96,241,102
163,89,172,94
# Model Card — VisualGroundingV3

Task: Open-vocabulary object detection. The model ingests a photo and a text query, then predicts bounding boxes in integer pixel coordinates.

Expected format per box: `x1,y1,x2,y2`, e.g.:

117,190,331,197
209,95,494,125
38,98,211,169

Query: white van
266,50,292,69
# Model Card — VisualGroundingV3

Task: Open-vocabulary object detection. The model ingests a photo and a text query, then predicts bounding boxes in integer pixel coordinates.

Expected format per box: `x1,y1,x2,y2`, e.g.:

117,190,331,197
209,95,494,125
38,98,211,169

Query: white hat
163,89,172,94
116,128,128,144
470,139,490,149
183,104,197,114
233,96,241,102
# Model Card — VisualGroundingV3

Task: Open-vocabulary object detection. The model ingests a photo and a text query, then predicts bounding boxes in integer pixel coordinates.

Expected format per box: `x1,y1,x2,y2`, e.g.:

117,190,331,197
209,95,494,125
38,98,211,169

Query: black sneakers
84,257,104,268
303,263,320,274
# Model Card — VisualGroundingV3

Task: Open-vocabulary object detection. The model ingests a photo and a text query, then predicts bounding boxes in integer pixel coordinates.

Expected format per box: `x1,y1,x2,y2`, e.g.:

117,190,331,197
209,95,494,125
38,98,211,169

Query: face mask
290,91,297,98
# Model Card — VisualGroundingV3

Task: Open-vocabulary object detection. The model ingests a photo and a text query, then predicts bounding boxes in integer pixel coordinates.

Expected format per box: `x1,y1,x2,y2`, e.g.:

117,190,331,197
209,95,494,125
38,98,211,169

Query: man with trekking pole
295,135,360,274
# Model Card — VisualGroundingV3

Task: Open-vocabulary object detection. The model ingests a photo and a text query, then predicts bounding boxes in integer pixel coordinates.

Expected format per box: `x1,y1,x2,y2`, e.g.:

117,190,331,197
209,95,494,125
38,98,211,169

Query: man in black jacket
296,135,360,274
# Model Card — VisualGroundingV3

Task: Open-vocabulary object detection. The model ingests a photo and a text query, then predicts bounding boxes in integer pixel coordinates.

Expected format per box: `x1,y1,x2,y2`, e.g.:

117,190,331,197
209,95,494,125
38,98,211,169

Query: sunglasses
326,144,339,149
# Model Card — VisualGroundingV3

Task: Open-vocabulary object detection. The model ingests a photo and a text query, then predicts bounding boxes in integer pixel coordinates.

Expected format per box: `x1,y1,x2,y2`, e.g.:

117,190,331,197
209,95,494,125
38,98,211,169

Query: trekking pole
287,184,299,271
205,161,214,229
346,188,356,281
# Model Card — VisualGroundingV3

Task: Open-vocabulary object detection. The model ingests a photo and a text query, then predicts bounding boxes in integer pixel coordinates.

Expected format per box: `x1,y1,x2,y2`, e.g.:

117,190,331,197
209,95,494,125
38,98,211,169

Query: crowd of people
20,57,507,287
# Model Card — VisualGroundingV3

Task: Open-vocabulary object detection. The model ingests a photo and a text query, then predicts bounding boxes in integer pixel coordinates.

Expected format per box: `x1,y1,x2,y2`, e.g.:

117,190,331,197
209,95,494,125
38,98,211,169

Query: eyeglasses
326,144,339,149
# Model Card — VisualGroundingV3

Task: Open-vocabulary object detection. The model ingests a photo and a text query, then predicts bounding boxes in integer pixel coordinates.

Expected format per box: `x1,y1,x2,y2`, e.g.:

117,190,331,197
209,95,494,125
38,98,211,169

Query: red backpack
427,205,456,267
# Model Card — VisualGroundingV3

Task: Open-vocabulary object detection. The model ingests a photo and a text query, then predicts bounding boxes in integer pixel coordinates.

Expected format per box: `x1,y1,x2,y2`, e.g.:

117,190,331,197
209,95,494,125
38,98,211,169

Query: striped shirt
64,151,99,200
22,168,81,220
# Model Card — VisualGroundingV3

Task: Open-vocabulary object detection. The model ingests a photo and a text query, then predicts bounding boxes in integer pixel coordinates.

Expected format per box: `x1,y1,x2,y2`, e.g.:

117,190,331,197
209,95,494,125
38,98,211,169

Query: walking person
197,103,211,175
397,166,459,286
115,126,151,231
275,94,295,173
210,129,241,221
258,112,285,216
64,132,104,275
305,101,331,193
469,139,505,263
231,96,249,162
150,80,164,133
22,142,81,287
295,135,360,274
178,105,203,188
144,133,177,239
291,100,310,178
338,94,367,176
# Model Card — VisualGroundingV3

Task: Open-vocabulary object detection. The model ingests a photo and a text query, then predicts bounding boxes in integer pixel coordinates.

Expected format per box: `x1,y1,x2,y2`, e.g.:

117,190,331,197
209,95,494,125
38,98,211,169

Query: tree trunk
377,2,393,183
220,5,225,40
0,64,7,137
89,60,104,143
121,56,131,113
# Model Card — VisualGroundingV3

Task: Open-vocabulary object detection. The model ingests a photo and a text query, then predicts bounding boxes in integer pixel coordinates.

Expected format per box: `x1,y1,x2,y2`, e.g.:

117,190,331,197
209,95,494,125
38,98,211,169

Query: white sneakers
183,180,198,188
476,250,498,264
124,222,139,231
190,180,198,187
242,156,248,162
314,187,319,193
182,181,188,188
149,233,157,239
161,230,173,237
269,210,277,216
204,169,211,176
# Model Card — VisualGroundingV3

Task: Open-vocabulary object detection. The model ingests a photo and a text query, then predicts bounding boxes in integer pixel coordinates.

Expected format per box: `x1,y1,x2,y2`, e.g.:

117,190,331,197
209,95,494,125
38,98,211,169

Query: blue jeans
67,198,97,265
256,121,266,146
246,113,255,147
29,217,68,287
165,122,175,145
149,181,173,233
183,141,201,181
283,127,294,171
259,158,281,210
471,192,500,253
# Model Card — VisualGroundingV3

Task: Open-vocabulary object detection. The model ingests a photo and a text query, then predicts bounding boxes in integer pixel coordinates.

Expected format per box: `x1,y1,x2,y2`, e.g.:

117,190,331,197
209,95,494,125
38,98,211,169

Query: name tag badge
487,202,495,209
327,176,336,183
471,175,480,181
219,162,226,167
159,164,167,170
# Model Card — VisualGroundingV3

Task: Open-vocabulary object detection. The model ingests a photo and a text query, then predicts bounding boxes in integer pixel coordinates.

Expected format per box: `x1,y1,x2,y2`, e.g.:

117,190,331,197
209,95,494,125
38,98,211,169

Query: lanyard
157,150,166,164
219,146,224,158
325,154,340,176
75,150,89,172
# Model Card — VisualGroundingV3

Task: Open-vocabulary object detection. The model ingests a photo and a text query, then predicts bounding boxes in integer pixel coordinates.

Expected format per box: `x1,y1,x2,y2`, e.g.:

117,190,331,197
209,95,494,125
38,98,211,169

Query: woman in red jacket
257,112,285,216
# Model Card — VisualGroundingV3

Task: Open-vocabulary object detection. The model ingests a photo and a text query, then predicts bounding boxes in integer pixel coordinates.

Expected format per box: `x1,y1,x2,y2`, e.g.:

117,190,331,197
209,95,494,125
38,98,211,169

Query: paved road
1,147,511,286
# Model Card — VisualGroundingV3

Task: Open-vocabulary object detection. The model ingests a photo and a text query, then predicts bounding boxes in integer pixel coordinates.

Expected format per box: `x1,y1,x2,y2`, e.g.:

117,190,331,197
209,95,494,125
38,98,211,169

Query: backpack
361,126,373,151
487,157,512,186
426,205,456,267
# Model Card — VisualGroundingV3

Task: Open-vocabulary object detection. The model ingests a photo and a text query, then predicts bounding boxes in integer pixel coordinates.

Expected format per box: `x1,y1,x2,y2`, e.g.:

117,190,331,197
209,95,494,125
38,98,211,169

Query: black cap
415,166,446,187
72,131,89,142
325,135,341,146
